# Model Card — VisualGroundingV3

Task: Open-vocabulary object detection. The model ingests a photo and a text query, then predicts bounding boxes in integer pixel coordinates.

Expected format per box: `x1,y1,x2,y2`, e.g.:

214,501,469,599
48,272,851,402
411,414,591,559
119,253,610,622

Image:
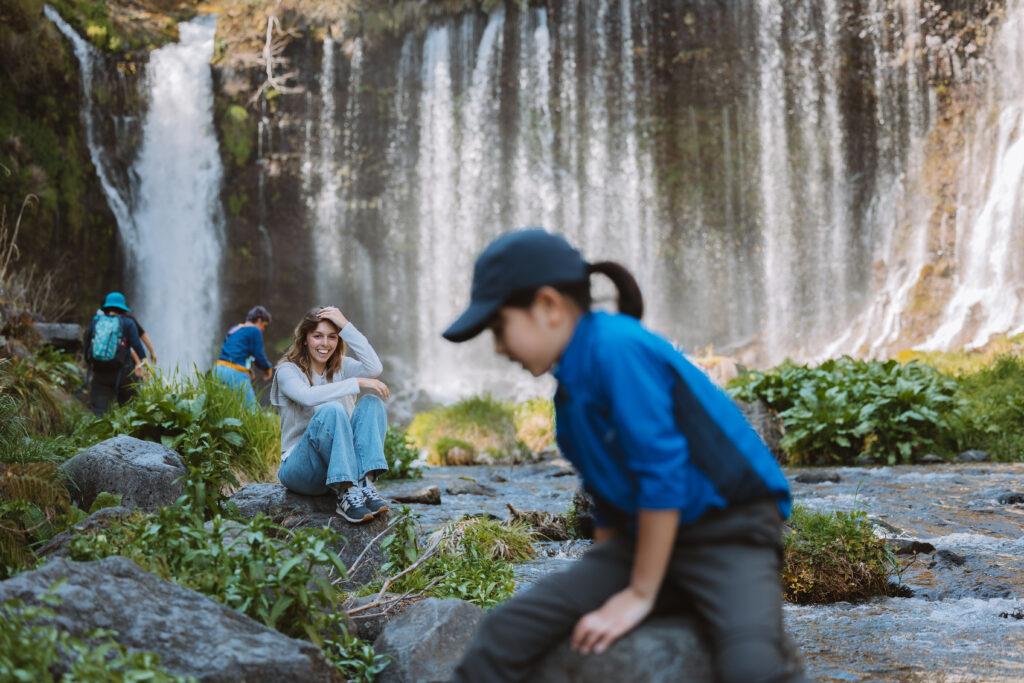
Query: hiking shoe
336,487,374,523
361,479,389,516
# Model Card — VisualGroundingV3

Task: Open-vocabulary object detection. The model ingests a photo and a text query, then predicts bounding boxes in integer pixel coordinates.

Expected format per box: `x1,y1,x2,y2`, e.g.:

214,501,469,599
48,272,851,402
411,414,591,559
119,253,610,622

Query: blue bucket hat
442,228,588,343
102,291,131,312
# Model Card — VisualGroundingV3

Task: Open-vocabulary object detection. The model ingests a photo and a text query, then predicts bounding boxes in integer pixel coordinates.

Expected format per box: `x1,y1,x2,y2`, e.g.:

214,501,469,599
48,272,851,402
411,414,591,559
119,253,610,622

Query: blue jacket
552,312,791,529
218,325,271,370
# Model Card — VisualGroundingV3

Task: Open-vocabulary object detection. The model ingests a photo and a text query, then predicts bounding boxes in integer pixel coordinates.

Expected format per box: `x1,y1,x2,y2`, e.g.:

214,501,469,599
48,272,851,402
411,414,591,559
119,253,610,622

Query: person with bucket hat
213,305,274,406
445,229,804,682
83,291,148,414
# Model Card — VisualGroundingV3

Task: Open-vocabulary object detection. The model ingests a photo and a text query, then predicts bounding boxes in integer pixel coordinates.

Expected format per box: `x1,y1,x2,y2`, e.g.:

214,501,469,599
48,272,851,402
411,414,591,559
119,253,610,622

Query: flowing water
45,9,225,371
380,462,1024,681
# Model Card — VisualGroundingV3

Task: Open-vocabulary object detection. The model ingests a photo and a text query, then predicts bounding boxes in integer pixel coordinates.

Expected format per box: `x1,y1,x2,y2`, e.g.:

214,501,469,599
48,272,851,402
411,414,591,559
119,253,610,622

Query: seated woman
270,306,391,523
214,305,274,406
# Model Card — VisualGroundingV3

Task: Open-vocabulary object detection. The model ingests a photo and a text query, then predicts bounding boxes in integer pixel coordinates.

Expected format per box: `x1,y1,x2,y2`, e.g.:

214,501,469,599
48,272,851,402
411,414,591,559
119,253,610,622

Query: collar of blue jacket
552,311,792,528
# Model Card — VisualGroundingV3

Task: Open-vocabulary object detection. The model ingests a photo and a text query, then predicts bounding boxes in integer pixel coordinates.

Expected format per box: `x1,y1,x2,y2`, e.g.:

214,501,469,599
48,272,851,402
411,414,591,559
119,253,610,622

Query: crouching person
269,306,391,523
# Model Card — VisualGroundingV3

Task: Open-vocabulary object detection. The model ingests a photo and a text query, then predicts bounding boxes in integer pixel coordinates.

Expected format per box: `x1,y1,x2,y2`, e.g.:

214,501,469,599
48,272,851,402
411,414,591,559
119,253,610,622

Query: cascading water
46,9,225,371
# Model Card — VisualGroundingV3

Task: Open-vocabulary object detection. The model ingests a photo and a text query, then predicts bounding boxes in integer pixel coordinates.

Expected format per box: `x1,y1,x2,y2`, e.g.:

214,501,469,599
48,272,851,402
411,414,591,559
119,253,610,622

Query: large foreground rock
0,557,340,682
60,436,186,510
374,598,484,683
229,483,391,585
534,616,712,682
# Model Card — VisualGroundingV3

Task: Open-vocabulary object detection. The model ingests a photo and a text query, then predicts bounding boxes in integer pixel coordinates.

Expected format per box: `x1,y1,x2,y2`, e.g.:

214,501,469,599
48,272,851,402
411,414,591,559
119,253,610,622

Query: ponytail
587,261,644,319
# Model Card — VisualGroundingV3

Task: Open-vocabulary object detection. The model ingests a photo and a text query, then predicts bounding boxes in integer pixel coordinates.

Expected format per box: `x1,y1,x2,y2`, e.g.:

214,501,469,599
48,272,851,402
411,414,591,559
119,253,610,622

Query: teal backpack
90,313,124,363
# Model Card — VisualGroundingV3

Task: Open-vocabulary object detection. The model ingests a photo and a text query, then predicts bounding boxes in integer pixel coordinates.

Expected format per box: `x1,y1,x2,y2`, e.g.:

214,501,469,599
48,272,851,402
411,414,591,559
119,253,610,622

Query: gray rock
534,616,713,682
935,549,967,566
228,483,392,585
374,598,484,683
36,506,135,558
853,453,876,466
0,557,341,682
446,478,498,497
738,400,785,463
60,436,186,511
955,449,990,463
997,492,1024,505
918,453,946,464
390,485,441,505
889,539,936,555
33,322,83,350
794,470,841,484
343,593,417,642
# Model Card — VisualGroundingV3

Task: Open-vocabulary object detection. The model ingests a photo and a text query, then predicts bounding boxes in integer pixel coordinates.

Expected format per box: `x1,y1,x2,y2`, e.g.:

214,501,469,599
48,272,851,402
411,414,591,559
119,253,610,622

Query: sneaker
361,478,389,516
336,486,374,523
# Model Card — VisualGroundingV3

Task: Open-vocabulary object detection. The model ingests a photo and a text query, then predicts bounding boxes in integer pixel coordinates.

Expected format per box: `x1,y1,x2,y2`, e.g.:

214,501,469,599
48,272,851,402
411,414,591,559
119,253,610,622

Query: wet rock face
533,616,714,682
228,483,390,585
60,436,185,510
374,598,484,683
0,557,341,682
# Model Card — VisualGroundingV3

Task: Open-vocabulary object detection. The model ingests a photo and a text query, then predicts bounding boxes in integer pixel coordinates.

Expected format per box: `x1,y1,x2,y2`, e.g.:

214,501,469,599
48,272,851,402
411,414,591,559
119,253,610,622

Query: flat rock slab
390,485,441,505
0,557,340,682
60,436,185,510
374,598,484,683
446,478,497,497
229,483,390,585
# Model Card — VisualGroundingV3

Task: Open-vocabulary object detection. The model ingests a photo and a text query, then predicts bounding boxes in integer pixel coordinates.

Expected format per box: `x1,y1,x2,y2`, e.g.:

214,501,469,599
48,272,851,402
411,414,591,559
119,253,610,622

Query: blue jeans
277,397,389,495
213,364,256,406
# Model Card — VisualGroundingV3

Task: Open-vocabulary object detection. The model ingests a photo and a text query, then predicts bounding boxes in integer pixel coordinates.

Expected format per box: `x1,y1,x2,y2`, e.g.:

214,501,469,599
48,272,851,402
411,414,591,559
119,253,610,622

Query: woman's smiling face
305,320,340,367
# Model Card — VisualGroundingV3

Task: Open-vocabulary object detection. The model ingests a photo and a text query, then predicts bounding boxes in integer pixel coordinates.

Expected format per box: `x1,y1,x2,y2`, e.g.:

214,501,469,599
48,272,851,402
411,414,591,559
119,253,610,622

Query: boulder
997,492,1024,505
737,400,785,463
955,449,990,463
917,453,946,464
60,436,186,511
534,616,712,682
342,593,418,642
390,485,442,505
36,505,135,558
0,557,341,682
445,478,497,497
228,483,391,585
794,470,841,484
374,598,484,683
33,322,83,350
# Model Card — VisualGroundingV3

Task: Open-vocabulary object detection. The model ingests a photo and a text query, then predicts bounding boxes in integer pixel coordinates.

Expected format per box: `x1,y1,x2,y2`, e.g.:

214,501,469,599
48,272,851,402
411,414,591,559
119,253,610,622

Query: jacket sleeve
122,318,146,360
247,327,272,370
596,336,688,511
339,324,383,379
273,363,359,408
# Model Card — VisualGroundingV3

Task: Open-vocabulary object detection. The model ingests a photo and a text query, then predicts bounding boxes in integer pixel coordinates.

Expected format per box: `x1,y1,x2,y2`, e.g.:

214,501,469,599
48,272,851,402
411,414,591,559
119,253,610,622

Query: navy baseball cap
442,228,588,343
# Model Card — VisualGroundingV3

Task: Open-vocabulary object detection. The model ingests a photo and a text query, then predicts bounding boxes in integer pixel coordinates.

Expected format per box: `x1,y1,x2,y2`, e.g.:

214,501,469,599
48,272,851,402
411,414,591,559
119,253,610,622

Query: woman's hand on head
317,306,349,330
358,378,390,400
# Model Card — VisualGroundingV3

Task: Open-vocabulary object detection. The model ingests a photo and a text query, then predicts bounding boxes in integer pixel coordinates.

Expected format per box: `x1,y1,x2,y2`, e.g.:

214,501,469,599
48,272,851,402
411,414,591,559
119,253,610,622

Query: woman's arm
275,363,359,408
339,324,383,378
141,332,157,364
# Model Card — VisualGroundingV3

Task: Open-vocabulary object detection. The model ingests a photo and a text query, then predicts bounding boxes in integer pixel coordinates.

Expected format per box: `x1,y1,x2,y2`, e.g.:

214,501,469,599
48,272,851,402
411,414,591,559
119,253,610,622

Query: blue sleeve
245,327,271,370
597,336,688,511
122,319,146,359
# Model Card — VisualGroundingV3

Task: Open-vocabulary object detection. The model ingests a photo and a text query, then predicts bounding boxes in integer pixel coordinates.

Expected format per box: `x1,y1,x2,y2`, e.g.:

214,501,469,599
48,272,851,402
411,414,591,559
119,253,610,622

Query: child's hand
571,586,654,655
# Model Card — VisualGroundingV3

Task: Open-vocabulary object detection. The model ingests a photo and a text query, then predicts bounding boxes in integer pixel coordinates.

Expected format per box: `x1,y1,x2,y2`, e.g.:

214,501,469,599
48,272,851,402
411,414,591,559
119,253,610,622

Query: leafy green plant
1,589,183,681
0,356,71,435
66,497,384,679
783,506,902,604
408,395,525,465
950,355,1024,460
93,370,279,481
729,358,961,465
378,428,422,481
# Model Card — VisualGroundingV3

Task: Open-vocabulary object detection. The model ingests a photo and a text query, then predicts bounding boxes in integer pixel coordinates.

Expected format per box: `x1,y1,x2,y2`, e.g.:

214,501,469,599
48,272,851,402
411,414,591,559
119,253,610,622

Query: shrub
408,395,524,465
513,398,555,453
783,506,902,604
378,428,422,481
67,499,387,679
729,357,961,465
379,515,533,609
951,355,1024,460
1,592,181,682
94,370,280,481
0,356,72,435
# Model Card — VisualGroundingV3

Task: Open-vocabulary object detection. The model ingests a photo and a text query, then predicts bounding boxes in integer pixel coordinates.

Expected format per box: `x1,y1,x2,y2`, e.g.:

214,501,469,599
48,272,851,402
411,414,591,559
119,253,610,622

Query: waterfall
46,9,225,371
130,16,225,371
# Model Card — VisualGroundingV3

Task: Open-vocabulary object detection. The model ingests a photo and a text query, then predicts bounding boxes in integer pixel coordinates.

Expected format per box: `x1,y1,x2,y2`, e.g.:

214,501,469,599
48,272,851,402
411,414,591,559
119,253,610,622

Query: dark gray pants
453,501,803,683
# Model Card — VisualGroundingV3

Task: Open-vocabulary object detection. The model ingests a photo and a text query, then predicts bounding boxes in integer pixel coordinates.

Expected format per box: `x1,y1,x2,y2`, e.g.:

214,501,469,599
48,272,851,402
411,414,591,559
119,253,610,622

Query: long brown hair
278,307,347,382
